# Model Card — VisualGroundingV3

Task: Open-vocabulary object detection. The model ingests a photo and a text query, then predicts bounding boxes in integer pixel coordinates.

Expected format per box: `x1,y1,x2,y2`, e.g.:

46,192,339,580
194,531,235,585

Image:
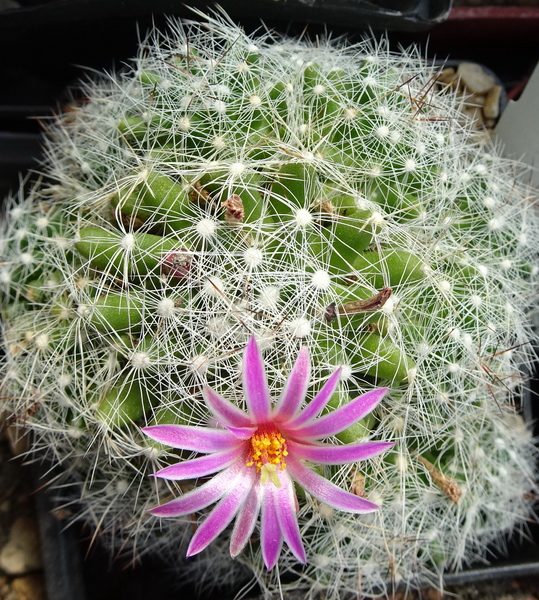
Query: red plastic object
447,6,539,39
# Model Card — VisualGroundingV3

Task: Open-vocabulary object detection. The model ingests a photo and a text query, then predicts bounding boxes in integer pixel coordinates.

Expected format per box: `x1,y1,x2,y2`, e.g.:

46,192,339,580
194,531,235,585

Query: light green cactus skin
1,13,538,598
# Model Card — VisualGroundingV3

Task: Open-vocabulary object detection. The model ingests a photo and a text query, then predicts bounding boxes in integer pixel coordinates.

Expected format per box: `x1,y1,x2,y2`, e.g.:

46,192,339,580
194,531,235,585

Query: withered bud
320,200,336,215
324,302,337,323
189,181,212,205
351,472,366,498
161,249,195,280
416,454,462,505
339,287,392,316
324,287,392,322
222,194,244,224
118,211,145,231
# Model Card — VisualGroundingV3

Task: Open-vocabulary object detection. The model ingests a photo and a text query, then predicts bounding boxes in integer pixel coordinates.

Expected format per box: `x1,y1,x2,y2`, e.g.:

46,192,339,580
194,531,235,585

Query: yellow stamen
246,424,288,487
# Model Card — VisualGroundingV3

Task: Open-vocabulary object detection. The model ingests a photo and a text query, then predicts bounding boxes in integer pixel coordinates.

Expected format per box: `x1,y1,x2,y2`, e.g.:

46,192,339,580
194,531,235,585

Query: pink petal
202,386,253,428
186,467,255,557
287,440,394,465
260,485,283,569
285,367,342,428
225,424,258,440
272,470,306,564
289,388,388,439
149,460,243,517
230,485,262,558
287,455,380,513
142,424,239,452
273,346,310,422
243,336,271,421
152,446,243,480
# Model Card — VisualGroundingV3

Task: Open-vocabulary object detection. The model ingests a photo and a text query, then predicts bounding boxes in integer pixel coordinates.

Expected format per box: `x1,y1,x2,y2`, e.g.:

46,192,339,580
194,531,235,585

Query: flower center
246,424,288,487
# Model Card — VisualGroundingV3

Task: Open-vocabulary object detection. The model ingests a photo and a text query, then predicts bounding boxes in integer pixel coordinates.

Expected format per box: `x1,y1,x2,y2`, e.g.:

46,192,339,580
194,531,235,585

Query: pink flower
142,336,392,569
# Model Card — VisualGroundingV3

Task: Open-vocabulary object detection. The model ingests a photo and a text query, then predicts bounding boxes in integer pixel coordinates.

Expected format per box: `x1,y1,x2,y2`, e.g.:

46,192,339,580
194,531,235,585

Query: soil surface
0,438,46,600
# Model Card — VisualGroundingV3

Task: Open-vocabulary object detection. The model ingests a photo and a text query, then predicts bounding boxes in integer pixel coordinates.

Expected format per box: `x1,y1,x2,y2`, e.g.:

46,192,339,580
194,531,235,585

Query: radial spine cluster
1,10,538,598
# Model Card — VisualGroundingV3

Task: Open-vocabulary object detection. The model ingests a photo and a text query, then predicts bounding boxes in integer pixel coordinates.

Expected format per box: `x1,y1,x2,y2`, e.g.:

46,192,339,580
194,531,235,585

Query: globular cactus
1,10,538,598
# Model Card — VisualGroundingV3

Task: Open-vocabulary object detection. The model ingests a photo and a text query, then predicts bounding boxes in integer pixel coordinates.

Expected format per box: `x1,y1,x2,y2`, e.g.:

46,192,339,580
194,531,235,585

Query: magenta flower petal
144,335,392,568
260,486,283,570
243,336,271,421
286,455,380,513
272,470,306,564
202,386,253,428
152,447,243,480
273,346,310,421
286,366,342,428
225,425,258,440
186,467,256,557
149,463,242,517
290,388,388,439
142,424,239,452
287,440,394,465
230,485,262,558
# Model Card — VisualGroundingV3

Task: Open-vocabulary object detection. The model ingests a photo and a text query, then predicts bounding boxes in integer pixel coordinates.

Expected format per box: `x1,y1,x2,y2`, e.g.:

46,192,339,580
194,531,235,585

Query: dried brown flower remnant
324,287,392,323
320,200,336,215
351,471,366,498
189,181,212,205
416,454,462,505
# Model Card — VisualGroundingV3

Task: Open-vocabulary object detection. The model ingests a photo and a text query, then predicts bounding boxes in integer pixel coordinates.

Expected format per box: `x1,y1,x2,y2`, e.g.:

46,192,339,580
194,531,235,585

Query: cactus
1,11,538,598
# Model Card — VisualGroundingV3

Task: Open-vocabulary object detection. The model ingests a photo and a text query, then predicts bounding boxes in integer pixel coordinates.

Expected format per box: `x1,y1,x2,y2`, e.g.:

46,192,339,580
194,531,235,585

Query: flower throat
246,424,288,487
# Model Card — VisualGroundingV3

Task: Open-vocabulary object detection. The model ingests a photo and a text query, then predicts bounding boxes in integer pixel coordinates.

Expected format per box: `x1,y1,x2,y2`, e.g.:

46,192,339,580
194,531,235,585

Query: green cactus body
76,227,188,276
1,12,538,600
355,331,415,382
270,162,317,216
89,293,145,332
110,172,195,232
323,208,376,272
97,377,151,428
353,249,426,288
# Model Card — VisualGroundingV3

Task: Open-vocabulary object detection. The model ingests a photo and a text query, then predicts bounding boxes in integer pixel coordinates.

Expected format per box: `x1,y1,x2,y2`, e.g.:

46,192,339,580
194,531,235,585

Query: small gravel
0,431,45,600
